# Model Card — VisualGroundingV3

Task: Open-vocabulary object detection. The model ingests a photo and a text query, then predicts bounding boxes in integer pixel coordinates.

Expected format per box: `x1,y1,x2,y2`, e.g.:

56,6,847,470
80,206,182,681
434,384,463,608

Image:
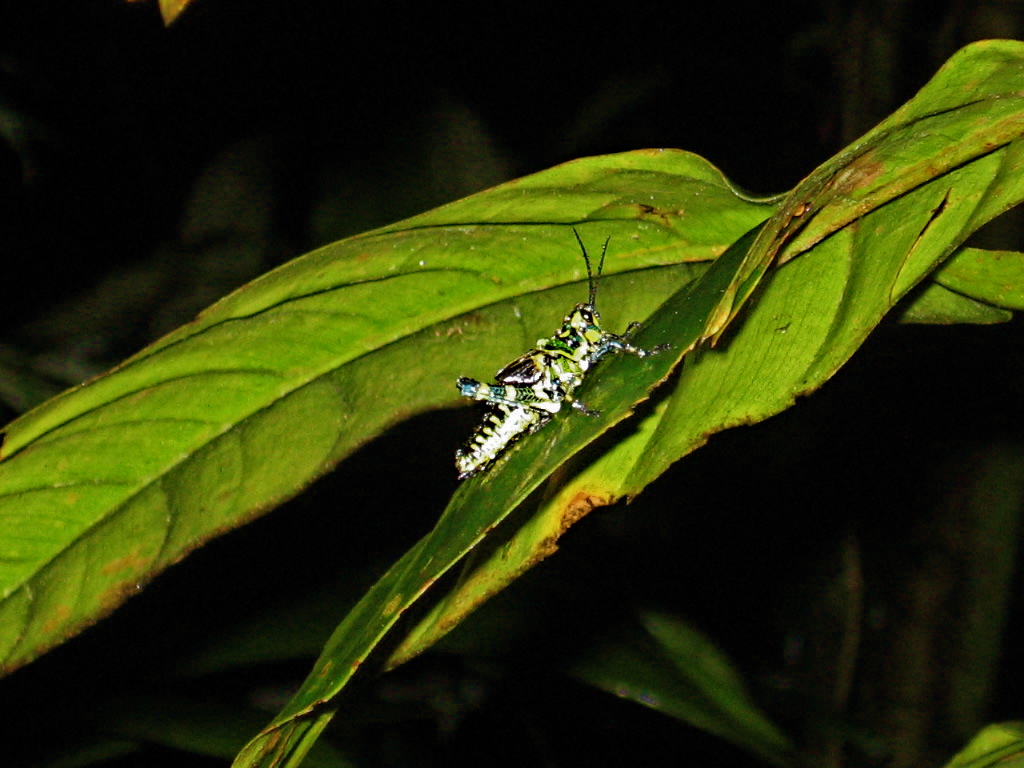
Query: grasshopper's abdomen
455,404,547,479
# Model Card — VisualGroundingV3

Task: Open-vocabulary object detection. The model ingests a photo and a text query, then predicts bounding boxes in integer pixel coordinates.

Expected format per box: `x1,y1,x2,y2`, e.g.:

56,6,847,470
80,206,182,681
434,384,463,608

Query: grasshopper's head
546,230,612,357
550,229,610,351
565,303,604,346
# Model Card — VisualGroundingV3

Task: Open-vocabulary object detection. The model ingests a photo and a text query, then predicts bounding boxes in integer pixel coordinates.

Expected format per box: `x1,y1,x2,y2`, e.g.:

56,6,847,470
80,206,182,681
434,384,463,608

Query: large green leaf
944,723,1024,768
701,39,1024,343
0,150,769,674
233,40,1024,767
934,247,1024,310
230,222,766,767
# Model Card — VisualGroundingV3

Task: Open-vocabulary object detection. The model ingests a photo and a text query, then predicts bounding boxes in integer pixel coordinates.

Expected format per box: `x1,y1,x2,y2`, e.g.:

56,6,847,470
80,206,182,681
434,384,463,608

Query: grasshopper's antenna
572,228,610,307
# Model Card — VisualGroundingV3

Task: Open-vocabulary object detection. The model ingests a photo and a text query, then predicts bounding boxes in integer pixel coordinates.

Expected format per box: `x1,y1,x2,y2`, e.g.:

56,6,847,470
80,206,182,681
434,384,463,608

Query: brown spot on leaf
40,604,71,636
635,203,684,226
383,594,403,617
97,579,146,615
537,490,610,557
830,150,886,197
101,552,149,576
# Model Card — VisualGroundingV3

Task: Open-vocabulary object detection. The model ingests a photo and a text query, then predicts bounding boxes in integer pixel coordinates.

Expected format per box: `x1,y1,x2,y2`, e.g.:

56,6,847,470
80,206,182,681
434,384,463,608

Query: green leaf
394,39,1024,669
384,225,763,668
943,723,1024,768
0,149,768,674
897,281,1013,325
934,247,1024,310
234,40,1024,768
230,221,768,768
699,39,1024,344
99,696,354,767
625,39,1024,494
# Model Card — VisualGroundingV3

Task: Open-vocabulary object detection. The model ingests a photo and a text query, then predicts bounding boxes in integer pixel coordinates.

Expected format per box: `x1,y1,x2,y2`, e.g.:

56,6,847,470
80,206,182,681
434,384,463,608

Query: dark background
1,1,1023,767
